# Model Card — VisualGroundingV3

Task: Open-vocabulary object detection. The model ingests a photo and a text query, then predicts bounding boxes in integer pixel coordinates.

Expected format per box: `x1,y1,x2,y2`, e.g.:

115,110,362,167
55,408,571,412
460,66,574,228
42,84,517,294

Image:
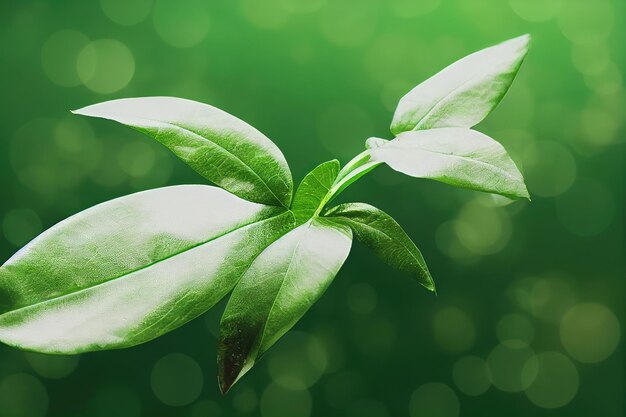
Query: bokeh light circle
317,0,379,47
496,314,535,348
452,356,490,396
0,373,48,417
433,307,475,353
77,39,135,94
509,0,562,22
240,0,291,29
150,353,204,406
560,303,620,363
409,383,459,417
523,352,579,408
523,140,576,197
557,0,614,45
41,30,90,87
487,344,538,392
232,386,258,413
267,331,328,390
99,0,153,26
117,141,157,177
153,0,211,48
261,383,311,417
454,202,511,255
24,352,79,379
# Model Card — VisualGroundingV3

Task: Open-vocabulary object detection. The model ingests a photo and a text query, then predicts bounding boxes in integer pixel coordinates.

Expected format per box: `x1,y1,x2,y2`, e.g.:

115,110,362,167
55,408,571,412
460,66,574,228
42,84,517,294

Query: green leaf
217,218,352,393
330,151,381,202
369,128,529,199
391,35,530,135
73,97,293,207
0,185,295,353
326,203,434,291
291,160,340,224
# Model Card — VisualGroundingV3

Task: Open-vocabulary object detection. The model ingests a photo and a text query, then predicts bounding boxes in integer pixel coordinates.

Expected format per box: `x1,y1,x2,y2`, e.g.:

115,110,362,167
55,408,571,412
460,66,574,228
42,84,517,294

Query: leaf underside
370,128,529,200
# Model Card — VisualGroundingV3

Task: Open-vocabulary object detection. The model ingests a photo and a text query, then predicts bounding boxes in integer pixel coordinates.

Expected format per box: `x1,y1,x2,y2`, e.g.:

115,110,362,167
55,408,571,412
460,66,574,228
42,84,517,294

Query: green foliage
0,35,530,393
73,97,293,207
325,203,434,291
368,129,529,199
391,35,530,134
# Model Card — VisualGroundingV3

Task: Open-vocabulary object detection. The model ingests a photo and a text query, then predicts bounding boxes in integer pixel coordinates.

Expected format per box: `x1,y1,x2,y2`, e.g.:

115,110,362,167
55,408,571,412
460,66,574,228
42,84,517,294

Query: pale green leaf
391,35,530,134
217,218,352,393
0,185,295,353
73,97,293,207
325,202,435,291
291,160,340,224
369,128,529,199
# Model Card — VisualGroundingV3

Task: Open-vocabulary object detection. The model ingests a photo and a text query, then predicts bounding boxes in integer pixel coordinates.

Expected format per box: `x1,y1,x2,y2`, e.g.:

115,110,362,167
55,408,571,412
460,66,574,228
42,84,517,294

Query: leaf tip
423,277,437,294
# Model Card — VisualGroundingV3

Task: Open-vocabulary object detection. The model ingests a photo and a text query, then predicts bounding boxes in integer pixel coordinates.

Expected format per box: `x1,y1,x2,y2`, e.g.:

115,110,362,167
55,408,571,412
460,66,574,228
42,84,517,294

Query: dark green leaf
325,202,434,291
0,185,295,353
218,218,352,393
391,35,530,135
291,160,340,224
73,97,293,207
369,128,529,199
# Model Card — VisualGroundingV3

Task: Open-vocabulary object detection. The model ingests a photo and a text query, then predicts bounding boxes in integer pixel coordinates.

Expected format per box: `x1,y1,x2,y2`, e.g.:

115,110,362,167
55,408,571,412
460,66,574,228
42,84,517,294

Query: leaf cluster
0,35,530,393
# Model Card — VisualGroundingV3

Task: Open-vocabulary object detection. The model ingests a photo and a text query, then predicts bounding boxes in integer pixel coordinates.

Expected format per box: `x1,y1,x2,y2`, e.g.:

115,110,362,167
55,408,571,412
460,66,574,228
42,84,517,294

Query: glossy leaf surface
218,218,352,393
391,35,530,134
326,203,434,291
291,160,340,224
73,97,293,207
0,186,295,353
370,128,529,199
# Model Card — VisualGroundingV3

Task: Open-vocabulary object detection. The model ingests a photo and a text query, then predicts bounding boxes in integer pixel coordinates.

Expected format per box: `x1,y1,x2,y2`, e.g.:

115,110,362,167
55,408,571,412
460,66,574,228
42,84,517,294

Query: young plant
0,35,530,393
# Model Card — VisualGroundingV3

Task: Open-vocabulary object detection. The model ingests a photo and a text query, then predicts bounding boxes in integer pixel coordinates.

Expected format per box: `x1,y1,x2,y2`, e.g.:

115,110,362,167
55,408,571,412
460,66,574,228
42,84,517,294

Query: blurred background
0,0,624,416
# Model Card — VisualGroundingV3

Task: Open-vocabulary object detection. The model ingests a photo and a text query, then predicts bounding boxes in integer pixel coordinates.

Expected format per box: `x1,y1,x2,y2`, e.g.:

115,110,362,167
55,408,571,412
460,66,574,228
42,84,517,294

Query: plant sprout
0,35,530,393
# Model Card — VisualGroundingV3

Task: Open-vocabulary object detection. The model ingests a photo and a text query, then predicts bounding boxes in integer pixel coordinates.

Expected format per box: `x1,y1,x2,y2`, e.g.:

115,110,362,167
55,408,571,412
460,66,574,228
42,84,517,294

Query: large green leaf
369,128,529,199
0,185,295,353
391,35,530,135
73,97,293,207
291,160,340,224
325,203,434,291
218,218,352,393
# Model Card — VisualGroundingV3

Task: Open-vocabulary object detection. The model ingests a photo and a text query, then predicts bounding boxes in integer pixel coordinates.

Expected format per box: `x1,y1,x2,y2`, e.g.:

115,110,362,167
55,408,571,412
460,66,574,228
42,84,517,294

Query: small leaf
369,128,529,199
291,160,340,224
73,97,293,207
391,35,530,135
218,218,352,393
0,185,295,353
325,202,434,291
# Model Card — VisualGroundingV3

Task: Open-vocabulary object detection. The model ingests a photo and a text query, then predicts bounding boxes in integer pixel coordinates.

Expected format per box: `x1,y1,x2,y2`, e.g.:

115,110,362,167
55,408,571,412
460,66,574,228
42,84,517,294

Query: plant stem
313,149,382,217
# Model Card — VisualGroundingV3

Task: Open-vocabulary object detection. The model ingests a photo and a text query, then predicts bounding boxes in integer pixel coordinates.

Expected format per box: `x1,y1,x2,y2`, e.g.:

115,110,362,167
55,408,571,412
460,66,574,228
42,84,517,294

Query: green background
0,0,624,416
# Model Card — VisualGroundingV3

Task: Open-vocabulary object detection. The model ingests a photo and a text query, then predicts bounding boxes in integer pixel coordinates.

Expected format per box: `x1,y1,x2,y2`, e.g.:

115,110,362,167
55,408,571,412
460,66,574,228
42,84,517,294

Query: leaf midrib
257,220,313,352
146,117,287,207
380,142,519,183
0,211,289,317
337,214,429,275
